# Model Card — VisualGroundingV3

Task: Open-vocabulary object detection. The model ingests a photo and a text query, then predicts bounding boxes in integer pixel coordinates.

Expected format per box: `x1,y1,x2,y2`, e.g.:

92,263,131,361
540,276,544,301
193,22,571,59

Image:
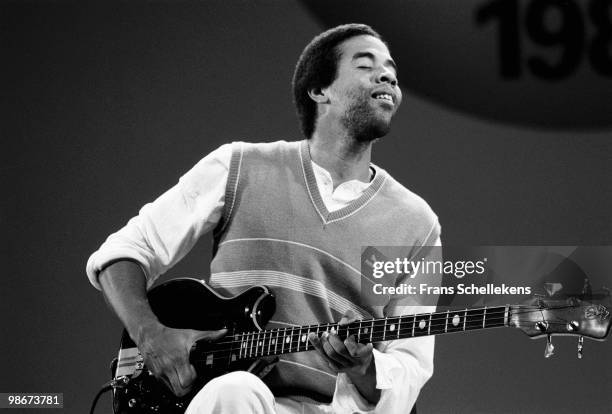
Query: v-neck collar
299,140,387,224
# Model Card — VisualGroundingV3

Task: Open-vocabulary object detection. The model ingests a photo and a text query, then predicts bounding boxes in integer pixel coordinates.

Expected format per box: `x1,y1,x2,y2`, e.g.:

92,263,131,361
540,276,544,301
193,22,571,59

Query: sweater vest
208,140,440,402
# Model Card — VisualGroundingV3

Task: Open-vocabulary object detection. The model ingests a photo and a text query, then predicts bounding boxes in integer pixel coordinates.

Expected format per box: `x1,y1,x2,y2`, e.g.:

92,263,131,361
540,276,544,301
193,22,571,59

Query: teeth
375,93,393,102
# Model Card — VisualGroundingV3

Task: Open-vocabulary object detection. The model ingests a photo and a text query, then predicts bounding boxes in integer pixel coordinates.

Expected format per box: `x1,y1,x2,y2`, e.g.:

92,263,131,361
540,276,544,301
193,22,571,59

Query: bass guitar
109,277,611,413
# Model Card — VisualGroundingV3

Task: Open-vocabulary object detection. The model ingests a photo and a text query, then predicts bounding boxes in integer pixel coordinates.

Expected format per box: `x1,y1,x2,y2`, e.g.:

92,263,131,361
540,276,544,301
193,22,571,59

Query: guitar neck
233,306,509,360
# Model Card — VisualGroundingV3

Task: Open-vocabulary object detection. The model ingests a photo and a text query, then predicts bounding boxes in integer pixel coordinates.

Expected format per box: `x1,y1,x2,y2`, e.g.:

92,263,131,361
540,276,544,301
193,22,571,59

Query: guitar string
190,305,581,359
194,319,579,365
193,305,568,350
192,319,577,365
189,306,579,363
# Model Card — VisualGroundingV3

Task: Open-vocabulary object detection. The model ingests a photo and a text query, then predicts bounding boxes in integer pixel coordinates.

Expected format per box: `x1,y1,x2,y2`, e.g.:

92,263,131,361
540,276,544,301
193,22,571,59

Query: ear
307,86,330,104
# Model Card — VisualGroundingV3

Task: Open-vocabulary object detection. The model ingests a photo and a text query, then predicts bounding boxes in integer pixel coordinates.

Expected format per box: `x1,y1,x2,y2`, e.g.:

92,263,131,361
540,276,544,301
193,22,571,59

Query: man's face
324,35,402,141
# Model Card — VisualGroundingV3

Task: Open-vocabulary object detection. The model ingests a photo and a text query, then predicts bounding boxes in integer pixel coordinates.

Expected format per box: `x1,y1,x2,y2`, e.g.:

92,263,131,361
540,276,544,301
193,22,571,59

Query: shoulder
232,140,299,157
380,169,437,218
376,166,441,239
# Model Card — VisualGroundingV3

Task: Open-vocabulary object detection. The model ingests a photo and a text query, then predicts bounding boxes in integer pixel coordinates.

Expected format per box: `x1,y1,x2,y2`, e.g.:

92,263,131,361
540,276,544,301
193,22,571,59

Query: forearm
98,260,162,344
345,355,381,404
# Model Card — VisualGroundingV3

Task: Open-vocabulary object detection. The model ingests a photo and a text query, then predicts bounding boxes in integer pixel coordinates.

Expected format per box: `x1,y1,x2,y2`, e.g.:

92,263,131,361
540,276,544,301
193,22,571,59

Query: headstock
509,295,611,358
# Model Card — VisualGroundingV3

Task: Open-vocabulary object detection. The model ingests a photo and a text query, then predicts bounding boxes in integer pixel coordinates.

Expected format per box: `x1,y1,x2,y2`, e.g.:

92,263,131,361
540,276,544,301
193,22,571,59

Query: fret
256,331,262,357
281,328,286,354
465,308,487,331
397,316,401,339
427,313,432,335
275,329,280,354
245,332,250,358
463,309,467,331
240,332,245,359
430,312,446,335
484,306,507,328
411,315,416,337
383,317,388,341
254,332,260,357
351,320,360,340
288,328,294,353
369,320,374,342
266,330,272,356
305,326,311,350
296,327,302,352
357,321,362,342
249,332,255,358
444,310,449,333
260,331,265,356
483,306,487,329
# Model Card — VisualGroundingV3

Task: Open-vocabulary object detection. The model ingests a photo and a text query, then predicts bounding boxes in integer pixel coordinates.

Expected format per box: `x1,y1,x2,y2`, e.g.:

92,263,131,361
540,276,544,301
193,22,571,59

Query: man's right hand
136,322,227,397
97,261,227,396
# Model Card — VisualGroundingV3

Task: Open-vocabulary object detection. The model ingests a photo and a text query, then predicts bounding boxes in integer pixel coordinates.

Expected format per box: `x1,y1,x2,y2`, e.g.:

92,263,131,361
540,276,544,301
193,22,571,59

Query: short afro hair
292,23,382,138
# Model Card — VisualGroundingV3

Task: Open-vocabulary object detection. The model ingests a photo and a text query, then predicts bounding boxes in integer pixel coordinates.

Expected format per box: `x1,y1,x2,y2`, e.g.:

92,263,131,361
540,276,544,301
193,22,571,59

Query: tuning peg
577,336,584,359
544,334,555,358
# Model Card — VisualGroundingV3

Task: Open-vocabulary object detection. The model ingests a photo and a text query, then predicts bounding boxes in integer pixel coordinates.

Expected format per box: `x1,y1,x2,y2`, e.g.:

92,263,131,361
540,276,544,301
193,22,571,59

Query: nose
377,66,397,87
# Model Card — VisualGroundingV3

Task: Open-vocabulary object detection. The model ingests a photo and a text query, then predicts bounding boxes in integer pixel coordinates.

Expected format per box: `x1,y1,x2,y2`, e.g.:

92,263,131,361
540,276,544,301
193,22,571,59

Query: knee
186,371,274,414
205,371,268,396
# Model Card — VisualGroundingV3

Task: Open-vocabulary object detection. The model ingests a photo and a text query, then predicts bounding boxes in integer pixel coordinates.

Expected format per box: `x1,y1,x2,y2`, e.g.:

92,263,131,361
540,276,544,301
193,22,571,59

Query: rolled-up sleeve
332,236,441,413
331,309,435,413
85,144,231,290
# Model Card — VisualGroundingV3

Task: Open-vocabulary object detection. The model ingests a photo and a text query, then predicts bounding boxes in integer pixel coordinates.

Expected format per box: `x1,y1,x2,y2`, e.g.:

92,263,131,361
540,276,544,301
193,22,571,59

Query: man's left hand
308,310,374,376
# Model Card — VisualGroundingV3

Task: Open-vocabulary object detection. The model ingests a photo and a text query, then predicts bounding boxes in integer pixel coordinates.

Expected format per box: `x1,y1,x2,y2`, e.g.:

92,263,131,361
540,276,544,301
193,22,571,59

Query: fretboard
232,306,508,360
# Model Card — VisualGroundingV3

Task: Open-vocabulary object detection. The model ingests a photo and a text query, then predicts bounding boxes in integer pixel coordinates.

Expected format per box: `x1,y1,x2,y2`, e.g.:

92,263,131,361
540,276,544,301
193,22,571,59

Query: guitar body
108,277,610,413
112,278,276,414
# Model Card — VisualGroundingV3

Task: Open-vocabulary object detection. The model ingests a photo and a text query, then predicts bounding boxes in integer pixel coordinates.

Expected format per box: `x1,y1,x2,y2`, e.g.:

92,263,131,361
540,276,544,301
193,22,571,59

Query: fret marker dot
285,337,290,344
231,353,236,362
364,327,369,334
419,320,426,329
452,315,460,327
389,324,396,332
272,339,276,345
301,334,307,342
242,342,247,348
258,341,262,346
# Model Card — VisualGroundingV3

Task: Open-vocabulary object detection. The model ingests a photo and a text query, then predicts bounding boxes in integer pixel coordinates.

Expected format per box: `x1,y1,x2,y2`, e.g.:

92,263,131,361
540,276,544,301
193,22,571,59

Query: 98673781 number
0,393,63,408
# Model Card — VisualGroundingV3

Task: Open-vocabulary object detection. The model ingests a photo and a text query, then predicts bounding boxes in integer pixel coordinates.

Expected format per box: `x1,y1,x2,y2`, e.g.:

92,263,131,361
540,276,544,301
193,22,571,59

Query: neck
308,127,374,188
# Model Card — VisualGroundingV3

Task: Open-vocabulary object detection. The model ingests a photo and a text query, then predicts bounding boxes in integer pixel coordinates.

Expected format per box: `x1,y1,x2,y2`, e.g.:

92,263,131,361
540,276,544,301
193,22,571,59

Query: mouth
371,91,395,106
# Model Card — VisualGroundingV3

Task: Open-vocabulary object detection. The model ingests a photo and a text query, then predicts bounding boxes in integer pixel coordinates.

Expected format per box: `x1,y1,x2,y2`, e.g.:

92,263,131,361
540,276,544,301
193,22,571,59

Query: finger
343,334,360,357
164,368,189,397
349,342,374,360
308,333,325,354
344,309,357,323
192,328,228,344
321,332,352,366
175,362,197,390
158,374,175,395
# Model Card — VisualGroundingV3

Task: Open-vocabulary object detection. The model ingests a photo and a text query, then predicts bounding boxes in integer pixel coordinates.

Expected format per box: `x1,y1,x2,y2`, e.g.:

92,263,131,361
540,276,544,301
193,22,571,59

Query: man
87,23,441,413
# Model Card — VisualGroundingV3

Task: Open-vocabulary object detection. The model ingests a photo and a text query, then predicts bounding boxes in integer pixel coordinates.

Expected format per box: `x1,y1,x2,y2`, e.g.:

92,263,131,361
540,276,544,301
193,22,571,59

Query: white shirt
87,143,436,413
